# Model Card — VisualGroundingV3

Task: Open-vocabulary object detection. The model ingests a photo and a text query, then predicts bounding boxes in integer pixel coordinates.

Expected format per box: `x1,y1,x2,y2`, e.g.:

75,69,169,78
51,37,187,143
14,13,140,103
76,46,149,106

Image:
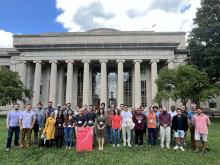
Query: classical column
150,59,159,102
49,60,57,105
134,60,142,108
117,60,125,108
32,60,42,107
167,59,175,107
19,61,27,86
65,60,74,104
99,60,108,106
82,60,90,106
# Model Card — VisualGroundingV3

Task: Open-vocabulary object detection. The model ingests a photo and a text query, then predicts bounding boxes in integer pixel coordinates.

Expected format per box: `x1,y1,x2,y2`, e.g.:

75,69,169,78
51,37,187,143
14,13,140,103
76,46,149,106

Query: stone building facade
0,28,189,108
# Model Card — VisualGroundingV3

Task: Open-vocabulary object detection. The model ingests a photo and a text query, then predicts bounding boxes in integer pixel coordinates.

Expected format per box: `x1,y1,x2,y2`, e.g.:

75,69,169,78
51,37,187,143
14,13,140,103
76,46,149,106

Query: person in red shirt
111,109,122,147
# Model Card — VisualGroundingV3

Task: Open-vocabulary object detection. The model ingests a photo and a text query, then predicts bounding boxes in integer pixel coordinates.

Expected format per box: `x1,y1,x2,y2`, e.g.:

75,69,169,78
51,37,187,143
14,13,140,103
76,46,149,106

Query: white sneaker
117,144,120,147
128,144,131,147
173,145,179,150
123,143,126,146
112,144,115,147
180,146,185,151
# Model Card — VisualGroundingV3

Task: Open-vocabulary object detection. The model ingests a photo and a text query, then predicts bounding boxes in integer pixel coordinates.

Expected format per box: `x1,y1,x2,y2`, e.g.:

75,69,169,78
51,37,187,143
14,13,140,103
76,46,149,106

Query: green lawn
0,116,220,165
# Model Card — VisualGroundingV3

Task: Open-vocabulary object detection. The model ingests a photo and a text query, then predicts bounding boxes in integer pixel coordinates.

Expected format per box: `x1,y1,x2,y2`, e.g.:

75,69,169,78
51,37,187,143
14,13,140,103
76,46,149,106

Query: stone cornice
14,43,180,50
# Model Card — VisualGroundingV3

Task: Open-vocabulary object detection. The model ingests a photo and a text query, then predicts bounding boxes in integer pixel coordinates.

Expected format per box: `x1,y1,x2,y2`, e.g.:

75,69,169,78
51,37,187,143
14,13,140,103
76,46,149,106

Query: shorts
194,132,208,142
175,130,185,138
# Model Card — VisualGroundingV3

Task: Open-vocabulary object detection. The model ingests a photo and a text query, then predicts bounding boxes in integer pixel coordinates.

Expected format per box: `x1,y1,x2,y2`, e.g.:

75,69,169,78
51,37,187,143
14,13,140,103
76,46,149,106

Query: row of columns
21,59,175,108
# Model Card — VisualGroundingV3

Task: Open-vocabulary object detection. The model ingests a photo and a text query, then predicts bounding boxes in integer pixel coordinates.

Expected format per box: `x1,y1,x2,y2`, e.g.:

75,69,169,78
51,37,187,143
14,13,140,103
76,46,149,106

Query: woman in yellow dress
43,111,56,148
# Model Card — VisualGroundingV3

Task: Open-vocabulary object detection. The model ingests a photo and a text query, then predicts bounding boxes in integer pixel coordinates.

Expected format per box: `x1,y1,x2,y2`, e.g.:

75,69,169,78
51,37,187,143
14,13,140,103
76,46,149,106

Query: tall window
92,69,101,107
77,69,83,107
141,80,147,107
124,68,132,107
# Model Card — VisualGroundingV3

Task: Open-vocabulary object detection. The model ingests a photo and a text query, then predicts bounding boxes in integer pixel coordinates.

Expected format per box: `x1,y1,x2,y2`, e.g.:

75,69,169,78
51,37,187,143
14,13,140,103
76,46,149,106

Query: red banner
76,127,94,152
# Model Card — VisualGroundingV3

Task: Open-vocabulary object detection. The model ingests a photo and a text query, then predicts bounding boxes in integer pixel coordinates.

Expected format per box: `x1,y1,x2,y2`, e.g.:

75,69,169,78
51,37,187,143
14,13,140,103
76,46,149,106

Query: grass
0,116,220,165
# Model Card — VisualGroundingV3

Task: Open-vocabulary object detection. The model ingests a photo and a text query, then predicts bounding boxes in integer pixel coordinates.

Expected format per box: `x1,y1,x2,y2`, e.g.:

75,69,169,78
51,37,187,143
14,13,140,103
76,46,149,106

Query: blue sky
0,0,65,34
0,0,201,48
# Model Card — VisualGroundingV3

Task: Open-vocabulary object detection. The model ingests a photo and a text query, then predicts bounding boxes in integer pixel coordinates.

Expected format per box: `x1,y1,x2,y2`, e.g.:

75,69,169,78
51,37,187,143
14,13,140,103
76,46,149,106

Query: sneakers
173,145,179,150
112,144,115,147
117,144,120,147
128,144,131,147
5,148,9,151
195,149,200,153
123,143,126,146
179,146,185,151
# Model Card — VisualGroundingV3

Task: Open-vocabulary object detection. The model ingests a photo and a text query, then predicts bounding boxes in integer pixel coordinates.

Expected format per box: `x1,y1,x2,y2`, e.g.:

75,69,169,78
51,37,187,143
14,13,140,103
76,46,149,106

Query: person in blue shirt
6,103,21,150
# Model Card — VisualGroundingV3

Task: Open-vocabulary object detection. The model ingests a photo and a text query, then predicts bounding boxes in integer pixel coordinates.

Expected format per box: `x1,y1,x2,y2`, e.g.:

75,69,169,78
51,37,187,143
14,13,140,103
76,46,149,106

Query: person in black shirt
75,109,87,128
172,108,188,151
86,106,97,127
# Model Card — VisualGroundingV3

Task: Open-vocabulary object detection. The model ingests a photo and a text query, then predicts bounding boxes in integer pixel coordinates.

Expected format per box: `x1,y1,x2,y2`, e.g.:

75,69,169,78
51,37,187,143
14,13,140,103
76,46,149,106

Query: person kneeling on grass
43,111,56,148
172,108,188,151
193,107,211,154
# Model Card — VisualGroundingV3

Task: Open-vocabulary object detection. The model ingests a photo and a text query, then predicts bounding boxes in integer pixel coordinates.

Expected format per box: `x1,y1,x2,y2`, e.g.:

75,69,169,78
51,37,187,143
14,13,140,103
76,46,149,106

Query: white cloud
0,29,13,48
55,0,201,32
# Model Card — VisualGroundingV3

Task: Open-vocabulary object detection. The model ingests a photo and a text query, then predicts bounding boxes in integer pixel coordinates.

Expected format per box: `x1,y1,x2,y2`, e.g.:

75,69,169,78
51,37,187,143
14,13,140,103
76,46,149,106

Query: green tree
0,68,32,105
154,65,220,106
187,0,220,84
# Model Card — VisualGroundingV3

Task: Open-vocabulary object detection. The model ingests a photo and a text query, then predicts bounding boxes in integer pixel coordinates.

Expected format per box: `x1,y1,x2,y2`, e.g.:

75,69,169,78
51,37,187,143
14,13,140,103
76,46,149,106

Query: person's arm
6,113,10,129
31,114,36,129
159,114,164,126
207,116,211,126
82,116,87,127
19,113,23,129
43,118,48,134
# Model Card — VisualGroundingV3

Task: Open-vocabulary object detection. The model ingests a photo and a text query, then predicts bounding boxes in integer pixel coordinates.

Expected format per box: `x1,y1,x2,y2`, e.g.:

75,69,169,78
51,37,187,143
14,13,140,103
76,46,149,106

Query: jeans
64,127,73,147
106,126,112,143
148,128,156,145
113,129,120,145
6,126,20,148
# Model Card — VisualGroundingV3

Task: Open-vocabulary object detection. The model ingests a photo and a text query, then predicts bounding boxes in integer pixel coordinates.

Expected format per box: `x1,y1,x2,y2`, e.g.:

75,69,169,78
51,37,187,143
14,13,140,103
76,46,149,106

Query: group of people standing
6,101,210,153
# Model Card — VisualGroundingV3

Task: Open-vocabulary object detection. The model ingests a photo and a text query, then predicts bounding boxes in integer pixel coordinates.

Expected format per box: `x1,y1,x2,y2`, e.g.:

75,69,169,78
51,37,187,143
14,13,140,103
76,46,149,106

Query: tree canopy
154,65,220,106
188,0,220,84
0,68,32,105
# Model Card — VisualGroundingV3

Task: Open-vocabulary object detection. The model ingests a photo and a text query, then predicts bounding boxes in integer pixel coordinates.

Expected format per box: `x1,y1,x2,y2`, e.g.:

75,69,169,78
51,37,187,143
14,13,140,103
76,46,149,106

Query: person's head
113,109,120,115
153,106,159,112
76,106,80,111
57,110,63,118
79,108,83,115
13,103,19,110
191,103,197,111
140,105,144,111
50,111,55,118
111,104,115,110
67,110,73,117
100,102,105,108
89,105,93,112
124,105,128,111
171,105,176,112
176,108,182,116
98,108,105,116
67,103,71,109
26,104,32,111
57,104,61,110
37,102,42,109
162,107,167,113
196,107,203,115
83,104,88,110
181,105,186,111
48,101,53,107
149,106,153,113
62,103,67,109
137,108,141,113
120,104,124,110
